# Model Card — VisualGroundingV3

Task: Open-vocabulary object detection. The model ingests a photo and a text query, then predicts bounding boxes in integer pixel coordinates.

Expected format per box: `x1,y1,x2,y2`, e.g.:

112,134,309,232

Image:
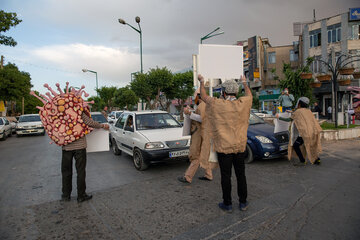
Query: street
0,135,360,240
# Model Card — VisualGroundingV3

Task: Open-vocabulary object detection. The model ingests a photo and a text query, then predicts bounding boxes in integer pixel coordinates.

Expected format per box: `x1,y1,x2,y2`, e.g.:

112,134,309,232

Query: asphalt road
0,134,359,239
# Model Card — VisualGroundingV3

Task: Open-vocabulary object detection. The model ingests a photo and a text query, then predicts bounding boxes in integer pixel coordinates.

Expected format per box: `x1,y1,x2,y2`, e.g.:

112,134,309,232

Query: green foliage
278,57,314,104
251,89,260,109
130,72,153,103
96,86,117,109
114,87,138,110
87,96,105,112
321,122,359,130
0,10,22,47
15,90,44,114
0,63,32,101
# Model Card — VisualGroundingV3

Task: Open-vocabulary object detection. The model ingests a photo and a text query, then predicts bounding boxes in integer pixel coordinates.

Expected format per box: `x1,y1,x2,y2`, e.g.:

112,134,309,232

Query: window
327,24,341,43
115,113,128,129
309,29,321,48
268,52,276,64
311,56,322,73
290,50,298,62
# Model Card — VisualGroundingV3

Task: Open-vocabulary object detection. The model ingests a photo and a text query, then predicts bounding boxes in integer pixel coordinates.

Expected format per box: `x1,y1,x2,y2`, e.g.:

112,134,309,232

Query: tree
169,71,194,116
114,87,138,110
0,10,22,47
96,86,117,110
146,67,173,109
87,96,105,112
130,72,153,109
278,58,314,104
15,90,44,114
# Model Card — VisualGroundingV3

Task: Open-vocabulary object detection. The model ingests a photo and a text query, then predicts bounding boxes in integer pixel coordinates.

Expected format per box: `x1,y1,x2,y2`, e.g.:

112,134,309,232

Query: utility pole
0,55,4,69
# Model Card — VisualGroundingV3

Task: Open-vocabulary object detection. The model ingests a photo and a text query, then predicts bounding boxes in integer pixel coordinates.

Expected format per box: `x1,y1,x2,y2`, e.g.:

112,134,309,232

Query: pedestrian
61,111,109,202
276,97,322,166
278,88,294,112
178,93,213,184
313,102,322,118
101,106,109,119
198,74,252,213
327,105,332,120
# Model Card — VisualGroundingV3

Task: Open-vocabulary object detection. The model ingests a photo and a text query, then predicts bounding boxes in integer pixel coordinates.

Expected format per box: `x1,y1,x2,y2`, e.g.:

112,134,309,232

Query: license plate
280,145,288,151
169,150,189,158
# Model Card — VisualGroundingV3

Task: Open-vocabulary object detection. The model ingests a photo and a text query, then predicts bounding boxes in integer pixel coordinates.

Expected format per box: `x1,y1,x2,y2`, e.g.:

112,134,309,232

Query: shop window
268,52,276,64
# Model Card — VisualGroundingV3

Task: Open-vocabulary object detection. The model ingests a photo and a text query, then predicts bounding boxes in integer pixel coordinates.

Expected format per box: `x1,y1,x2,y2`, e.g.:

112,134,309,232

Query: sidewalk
1,139,360,239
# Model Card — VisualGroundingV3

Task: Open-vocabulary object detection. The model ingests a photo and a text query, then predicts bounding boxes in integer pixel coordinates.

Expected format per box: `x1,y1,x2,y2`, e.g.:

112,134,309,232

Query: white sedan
16,114,45,136
0,117,12,140
110,110,191,170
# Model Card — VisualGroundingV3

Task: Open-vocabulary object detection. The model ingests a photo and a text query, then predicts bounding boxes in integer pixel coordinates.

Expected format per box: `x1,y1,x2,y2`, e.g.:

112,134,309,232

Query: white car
0,117,12,140
110,110,191,170
16,114,45,136
5,116,17,134
108,111,123,124
251,109,273,118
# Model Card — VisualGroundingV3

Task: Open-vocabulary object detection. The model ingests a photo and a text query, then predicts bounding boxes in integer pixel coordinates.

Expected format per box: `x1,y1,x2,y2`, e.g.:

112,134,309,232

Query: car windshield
249,113,265,125
91,114,108,123
116,112,123,118
0,119,3,125
136,113,182,130
19,115,41,122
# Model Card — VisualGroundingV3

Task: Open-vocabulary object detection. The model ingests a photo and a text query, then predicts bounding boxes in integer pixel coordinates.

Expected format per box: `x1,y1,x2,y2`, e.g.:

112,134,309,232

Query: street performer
178,92,213,184
198,74,252,213
276,97,322,166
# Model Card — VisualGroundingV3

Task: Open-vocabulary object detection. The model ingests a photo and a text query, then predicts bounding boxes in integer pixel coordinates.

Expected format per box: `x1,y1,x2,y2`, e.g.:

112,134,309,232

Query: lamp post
316,52,360,128
82,69,98,96
200,27,224,44
118,16,143,73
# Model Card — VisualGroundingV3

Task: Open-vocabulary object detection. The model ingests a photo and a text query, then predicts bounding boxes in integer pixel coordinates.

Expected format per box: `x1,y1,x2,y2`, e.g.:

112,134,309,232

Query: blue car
245,113,289,163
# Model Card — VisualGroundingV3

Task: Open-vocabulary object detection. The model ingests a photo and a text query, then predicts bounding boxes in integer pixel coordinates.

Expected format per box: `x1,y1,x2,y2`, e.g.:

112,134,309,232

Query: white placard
86,129,110,153
274,112,291,133
198,44,243,79
182,114,191,136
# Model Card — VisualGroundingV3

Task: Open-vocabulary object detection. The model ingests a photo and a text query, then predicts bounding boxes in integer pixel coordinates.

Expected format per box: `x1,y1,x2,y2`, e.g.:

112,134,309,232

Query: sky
0,0,358,97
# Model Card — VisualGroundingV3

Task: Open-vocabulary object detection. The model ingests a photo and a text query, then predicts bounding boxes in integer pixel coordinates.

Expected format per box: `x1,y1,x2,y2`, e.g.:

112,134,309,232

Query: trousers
61,149,87,197
184,158,213,183
293,137,305,162
217,152,247,205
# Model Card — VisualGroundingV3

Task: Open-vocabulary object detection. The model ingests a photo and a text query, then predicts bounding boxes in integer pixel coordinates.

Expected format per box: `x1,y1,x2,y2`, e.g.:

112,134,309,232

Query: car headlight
17,126,24,129
255,136,273,143
145,142,165,149
35,124,43,128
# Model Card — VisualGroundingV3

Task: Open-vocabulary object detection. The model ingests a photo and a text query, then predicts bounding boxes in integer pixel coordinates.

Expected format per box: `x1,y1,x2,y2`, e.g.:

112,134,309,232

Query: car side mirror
124,126,134,132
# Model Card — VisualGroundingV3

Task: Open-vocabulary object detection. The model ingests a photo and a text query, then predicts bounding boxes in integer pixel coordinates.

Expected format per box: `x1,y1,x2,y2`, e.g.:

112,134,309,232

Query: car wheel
0,134,5,141
244,144,254,164
133,148,149,171
111,138,121,155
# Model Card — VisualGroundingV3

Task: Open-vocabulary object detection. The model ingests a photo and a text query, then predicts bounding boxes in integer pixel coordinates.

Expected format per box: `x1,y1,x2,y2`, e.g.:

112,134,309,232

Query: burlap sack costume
205,95,253,154
188,102,216,170
288,108,322,164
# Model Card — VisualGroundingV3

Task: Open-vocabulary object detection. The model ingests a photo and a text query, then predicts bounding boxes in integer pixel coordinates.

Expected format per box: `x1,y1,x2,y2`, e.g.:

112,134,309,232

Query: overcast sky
0,0,358,97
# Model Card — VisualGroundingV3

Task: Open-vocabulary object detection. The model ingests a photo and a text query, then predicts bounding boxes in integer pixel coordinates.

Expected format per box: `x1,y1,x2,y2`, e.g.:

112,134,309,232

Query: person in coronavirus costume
30,82,109,203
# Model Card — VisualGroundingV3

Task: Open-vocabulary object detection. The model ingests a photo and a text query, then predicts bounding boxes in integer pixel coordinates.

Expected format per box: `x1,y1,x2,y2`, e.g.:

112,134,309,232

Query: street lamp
118,16,143,73
82,69,98,96
200,27,224,44
316,53,360,128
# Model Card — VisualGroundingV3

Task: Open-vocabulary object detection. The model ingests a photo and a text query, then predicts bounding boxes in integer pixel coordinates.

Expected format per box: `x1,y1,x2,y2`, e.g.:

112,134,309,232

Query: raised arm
241,75,252,97
198,74,210,102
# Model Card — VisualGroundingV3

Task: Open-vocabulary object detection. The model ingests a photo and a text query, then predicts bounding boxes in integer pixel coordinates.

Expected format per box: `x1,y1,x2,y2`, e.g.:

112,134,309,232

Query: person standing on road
61,111,109,203
313,102,322,118
278,88,294,112
276,97,322,166
198,74,252,213
177,93,213,184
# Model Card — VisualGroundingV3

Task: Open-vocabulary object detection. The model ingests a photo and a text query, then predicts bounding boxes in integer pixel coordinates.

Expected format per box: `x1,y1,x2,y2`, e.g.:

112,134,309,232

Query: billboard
349,8,360,21
198,44,243,79
248,36,258,81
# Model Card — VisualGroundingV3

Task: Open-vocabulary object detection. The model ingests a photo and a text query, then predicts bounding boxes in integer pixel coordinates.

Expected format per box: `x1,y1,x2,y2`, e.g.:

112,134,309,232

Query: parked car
251,109,273,118
110,110,191,170
245,113,289,163
108,111,123,124
5,116,17,134
16,114,45,136
90,112,109,123
0,117,12,140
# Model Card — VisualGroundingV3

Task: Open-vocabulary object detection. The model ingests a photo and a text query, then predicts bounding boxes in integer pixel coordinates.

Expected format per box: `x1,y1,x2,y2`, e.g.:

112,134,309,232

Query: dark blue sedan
245,113,289,163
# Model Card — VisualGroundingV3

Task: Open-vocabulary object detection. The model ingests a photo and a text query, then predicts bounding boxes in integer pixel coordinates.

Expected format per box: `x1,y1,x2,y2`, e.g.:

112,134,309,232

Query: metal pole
95,72,98,97
140,30,143,73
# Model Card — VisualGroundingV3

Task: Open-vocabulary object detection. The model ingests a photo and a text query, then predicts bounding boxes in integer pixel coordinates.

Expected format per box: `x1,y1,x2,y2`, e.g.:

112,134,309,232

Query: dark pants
282,106,292,112
293,137,305,162
217,152,247,206
61,149,87,197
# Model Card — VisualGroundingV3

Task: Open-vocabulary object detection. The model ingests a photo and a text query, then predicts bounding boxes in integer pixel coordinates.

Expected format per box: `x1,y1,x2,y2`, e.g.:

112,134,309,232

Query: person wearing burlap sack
198,74,252,213
276,97,322,166
177,93,214,183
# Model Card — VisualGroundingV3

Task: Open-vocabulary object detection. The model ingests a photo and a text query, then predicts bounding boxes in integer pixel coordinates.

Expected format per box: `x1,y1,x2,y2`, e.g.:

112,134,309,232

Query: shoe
61,194,70,202
198,176,212,181
77,194,92,203
313,158,321,165
218,202,233,213
239,201,249,211
177,176,190,183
